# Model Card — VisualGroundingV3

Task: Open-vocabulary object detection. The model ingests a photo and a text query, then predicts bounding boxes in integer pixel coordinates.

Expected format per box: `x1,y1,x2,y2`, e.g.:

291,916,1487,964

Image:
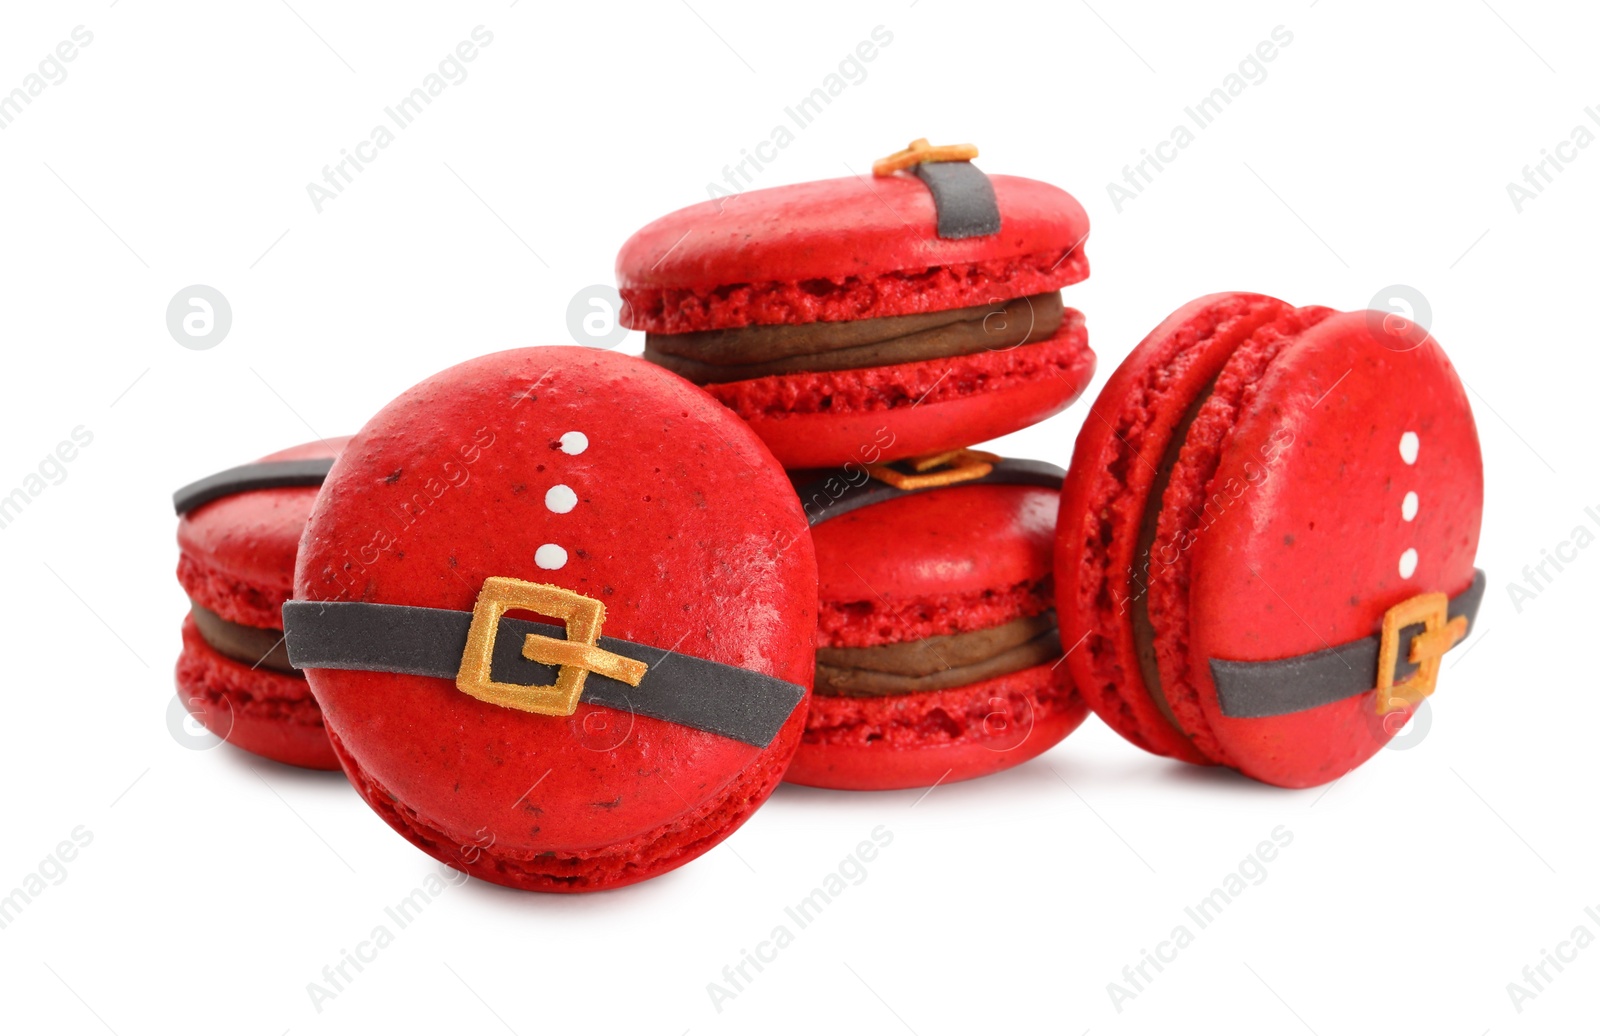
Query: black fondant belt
913,161,1000,239
1210,570,1486,718
872,139,1001,240
173,458,335,514
282,578,805,748
796,450,1066,527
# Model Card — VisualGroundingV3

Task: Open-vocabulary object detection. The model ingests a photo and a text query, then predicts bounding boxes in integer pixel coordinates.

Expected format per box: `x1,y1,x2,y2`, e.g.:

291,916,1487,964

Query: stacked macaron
786,457,1090,790
173,438,350,771
618,139,1095,470
619,141,1098,789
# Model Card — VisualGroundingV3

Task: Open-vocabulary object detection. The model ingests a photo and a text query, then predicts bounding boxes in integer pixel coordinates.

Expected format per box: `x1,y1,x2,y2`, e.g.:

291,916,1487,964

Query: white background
1,1,1595,1033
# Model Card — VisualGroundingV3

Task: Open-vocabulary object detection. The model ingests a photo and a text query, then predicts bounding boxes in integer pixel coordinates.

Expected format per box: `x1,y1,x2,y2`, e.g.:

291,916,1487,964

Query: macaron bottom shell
175,616,340,771
785,660,1087,791
328,705,807,893
706,318,1095,468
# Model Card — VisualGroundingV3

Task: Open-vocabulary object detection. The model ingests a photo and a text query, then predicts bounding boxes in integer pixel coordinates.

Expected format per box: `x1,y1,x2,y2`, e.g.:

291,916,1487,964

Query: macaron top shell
1181,311,1481,785
618,173,1090,334
814,484,1056,603
295,347,816,854
812,483,1057,649
177,437,351,629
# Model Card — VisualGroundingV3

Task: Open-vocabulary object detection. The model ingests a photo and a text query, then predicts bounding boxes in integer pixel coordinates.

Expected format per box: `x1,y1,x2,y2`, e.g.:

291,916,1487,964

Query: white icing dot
1401,491,1419,521
1398,547,1418,579
1399,431,1419,465
559,431,588,455
535,544,568,570
545,484,578,514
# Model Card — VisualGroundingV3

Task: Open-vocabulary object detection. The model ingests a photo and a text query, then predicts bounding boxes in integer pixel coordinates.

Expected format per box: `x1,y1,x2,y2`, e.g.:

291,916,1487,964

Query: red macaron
1056,292,1485,788
617,142,1095,468
175,437,350,771
784,453,1089,790
284,347,816,892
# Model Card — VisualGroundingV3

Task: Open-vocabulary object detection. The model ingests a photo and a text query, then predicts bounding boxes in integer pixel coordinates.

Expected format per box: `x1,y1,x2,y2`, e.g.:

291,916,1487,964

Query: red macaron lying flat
1056,292,1485,788
618,141,1095,469
284,347,817,892
785,452,1089,790
174,437,350,771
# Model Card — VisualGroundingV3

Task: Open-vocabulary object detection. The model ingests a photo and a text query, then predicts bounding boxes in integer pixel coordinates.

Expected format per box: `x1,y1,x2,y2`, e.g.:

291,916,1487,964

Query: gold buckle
1374,592,1468,715
865,448,999,490
456,577,647,717
872,138,979,177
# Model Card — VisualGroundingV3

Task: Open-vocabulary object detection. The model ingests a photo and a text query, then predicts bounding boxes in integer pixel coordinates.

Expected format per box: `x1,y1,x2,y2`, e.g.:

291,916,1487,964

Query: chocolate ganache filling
645,292,1065,384
190,602,297,675
815,610,1061,697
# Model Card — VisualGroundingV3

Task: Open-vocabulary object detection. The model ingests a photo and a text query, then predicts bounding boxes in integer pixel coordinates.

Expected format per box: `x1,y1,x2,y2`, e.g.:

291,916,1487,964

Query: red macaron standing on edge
785,452,1089,790
618,140,1096,469
174,438,350,771
1056,292,1485,788
283,347,817,892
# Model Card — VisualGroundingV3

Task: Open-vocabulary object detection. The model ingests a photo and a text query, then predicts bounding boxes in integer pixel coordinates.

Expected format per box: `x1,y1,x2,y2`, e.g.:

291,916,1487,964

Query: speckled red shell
294,347,817,891
617,173,1090,334
1057,294,1484,788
